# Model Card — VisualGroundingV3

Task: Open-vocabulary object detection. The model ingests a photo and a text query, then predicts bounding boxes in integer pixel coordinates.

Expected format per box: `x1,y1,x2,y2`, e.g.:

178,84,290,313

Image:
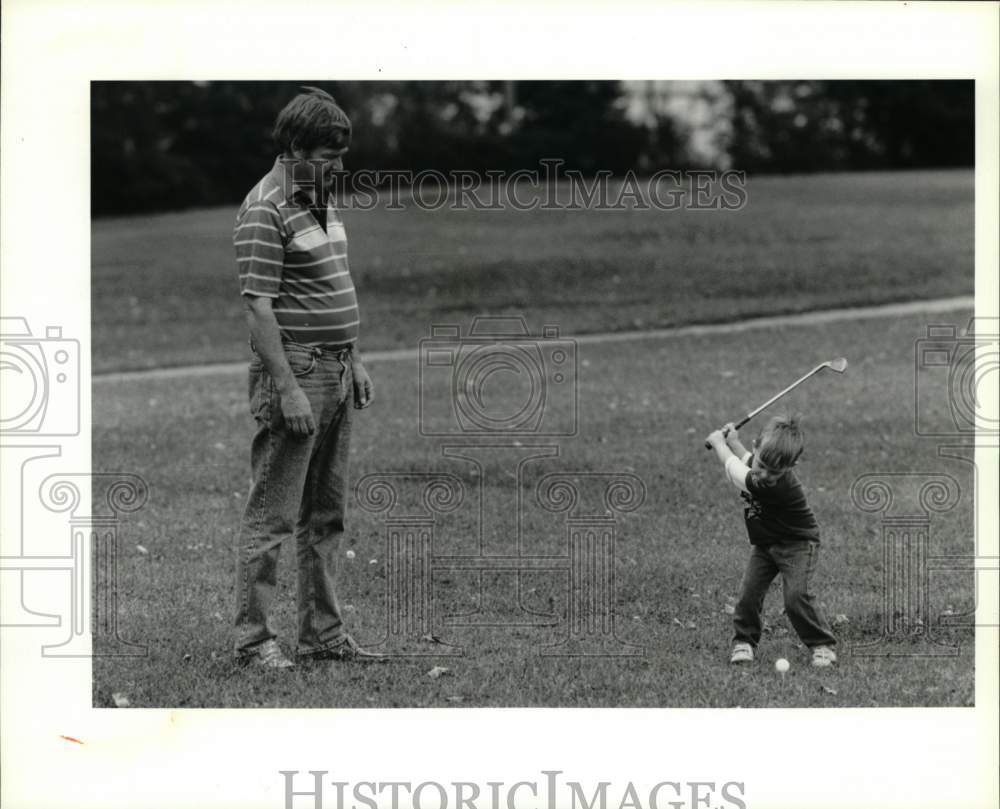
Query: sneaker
730,642,754,664
237,639,294,669
811,645,837,667
301,635,386,663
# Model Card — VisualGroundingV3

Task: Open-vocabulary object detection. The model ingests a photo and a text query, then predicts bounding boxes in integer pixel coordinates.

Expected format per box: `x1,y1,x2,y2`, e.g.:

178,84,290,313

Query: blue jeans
733,541,837,649
234,342,354,657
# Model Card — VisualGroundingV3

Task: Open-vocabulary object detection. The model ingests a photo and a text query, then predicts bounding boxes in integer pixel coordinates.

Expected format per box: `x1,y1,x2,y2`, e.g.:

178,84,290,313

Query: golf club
704,357,848,449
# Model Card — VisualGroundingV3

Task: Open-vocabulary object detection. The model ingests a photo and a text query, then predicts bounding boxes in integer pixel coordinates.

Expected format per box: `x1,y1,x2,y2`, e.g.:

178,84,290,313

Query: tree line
91,80,973,216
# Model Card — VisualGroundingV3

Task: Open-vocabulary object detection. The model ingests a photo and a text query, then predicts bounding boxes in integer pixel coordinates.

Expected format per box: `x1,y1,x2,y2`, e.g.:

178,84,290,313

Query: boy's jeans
234,342,354,658
733,540,837,649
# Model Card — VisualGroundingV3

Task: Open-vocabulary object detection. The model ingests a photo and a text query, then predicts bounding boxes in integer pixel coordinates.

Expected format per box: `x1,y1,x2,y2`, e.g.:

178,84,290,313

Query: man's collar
269,156,320,207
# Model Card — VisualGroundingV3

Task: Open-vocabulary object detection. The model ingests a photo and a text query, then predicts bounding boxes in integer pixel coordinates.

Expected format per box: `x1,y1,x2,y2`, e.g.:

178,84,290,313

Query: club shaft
705,360,842,449
736,365,825,427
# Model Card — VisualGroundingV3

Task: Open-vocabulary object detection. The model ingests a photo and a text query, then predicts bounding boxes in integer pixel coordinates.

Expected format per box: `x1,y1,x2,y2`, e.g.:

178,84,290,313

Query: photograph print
81,79,985,709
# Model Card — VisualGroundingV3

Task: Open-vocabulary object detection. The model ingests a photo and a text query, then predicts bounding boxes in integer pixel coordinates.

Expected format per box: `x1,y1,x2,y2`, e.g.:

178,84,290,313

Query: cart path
94,295,976,383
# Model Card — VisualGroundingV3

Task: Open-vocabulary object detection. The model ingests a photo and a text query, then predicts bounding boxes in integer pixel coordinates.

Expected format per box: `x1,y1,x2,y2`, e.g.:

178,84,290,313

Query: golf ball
775,658,790,673
346,550,356,560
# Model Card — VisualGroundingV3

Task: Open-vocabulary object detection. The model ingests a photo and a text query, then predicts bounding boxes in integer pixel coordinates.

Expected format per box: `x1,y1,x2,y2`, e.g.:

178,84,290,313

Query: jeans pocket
249,367,272,423
286,350,317,378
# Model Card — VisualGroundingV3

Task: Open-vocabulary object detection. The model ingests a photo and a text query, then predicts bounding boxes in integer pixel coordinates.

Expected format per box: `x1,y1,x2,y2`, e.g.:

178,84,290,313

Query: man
232,86,380,668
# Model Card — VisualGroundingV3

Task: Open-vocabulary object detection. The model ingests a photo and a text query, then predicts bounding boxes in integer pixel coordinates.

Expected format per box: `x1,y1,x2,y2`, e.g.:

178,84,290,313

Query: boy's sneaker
237,639,294,669
811,645,837,668
730,642,754,664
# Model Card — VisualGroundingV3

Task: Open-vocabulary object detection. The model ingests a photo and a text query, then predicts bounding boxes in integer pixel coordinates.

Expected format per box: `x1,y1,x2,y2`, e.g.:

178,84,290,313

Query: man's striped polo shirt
234,158,360,346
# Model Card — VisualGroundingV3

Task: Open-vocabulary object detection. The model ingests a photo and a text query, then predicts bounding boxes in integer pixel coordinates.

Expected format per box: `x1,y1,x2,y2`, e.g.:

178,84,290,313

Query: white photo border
1,2,998,809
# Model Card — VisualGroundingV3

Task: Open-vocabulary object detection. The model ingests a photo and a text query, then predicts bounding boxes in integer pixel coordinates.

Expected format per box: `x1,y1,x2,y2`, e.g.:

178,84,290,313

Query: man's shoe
237,639,295,669
302,635,386,663
730,642,754,664
811,645,837,667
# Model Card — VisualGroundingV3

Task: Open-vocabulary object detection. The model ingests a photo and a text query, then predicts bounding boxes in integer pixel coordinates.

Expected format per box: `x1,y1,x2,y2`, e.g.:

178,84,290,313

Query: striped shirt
234,158,360,346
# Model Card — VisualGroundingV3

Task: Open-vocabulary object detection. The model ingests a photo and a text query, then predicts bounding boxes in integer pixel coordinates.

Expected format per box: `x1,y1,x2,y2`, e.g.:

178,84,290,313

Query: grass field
92,169,977,708
92,308,976,708
91,170,973,373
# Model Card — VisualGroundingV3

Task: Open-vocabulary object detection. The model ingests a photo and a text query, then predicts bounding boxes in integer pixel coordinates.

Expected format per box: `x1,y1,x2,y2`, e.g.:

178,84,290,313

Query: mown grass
91,170,973,373
92,311,976,708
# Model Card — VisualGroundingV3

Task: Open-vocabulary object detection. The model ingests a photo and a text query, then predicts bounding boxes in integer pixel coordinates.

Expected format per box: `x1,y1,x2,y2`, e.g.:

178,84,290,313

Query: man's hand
352,360,374,409
278,383,316,436
244,295,315,437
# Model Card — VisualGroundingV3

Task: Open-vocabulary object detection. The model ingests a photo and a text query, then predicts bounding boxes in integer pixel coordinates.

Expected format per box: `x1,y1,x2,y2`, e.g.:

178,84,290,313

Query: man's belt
311,342,354,355
252,338,354,358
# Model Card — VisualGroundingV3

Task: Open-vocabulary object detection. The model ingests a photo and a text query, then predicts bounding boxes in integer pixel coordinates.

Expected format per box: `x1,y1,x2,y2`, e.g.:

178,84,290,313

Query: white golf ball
775,658,790,673
345,550,356,560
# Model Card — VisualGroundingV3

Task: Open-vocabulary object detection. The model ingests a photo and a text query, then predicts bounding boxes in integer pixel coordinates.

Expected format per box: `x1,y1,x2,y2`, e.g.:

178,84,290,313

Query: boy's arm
723,455,752,493
706,424,752,494
722,424,752,492
725,426,749,459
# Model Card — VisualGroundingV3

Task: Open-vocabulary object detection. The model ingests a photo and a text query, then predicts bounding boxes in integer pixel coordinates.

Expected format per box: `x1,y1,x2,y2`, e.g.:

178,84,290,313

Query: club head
823,357,848,374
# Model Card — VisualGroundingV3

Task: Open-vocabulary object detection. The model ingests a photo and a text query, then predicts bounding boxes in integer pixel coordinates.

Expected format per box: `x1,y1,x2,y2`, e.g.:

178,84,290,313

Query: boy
705,415,837,667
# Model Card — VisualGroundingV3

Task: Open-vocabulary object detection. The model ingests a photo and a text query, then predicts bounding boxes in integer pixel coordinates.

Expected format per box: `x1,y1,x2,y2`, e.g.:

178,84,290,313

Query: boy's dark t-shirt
740,454,820,545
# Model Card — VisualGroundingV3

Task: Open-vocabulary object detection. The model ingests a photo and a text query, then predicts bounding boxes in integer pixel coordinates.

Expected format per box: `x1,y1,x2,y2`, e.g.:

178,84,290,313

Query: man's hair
756,414,805,469
273,86,352,156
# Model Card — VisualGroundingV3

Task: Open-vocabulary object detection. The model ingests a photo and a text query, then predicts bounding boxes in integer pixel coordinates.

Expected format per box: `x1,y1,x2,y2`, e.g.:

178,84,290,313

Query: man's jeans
733,540,837,649
234,342,354,657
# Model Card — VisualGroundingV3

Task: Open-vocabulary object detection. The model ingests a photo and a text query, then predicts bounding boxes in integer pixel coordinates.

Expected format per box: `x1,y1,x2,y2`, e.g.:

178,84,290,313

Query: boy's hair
273,86,352,156
756,414,805,469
